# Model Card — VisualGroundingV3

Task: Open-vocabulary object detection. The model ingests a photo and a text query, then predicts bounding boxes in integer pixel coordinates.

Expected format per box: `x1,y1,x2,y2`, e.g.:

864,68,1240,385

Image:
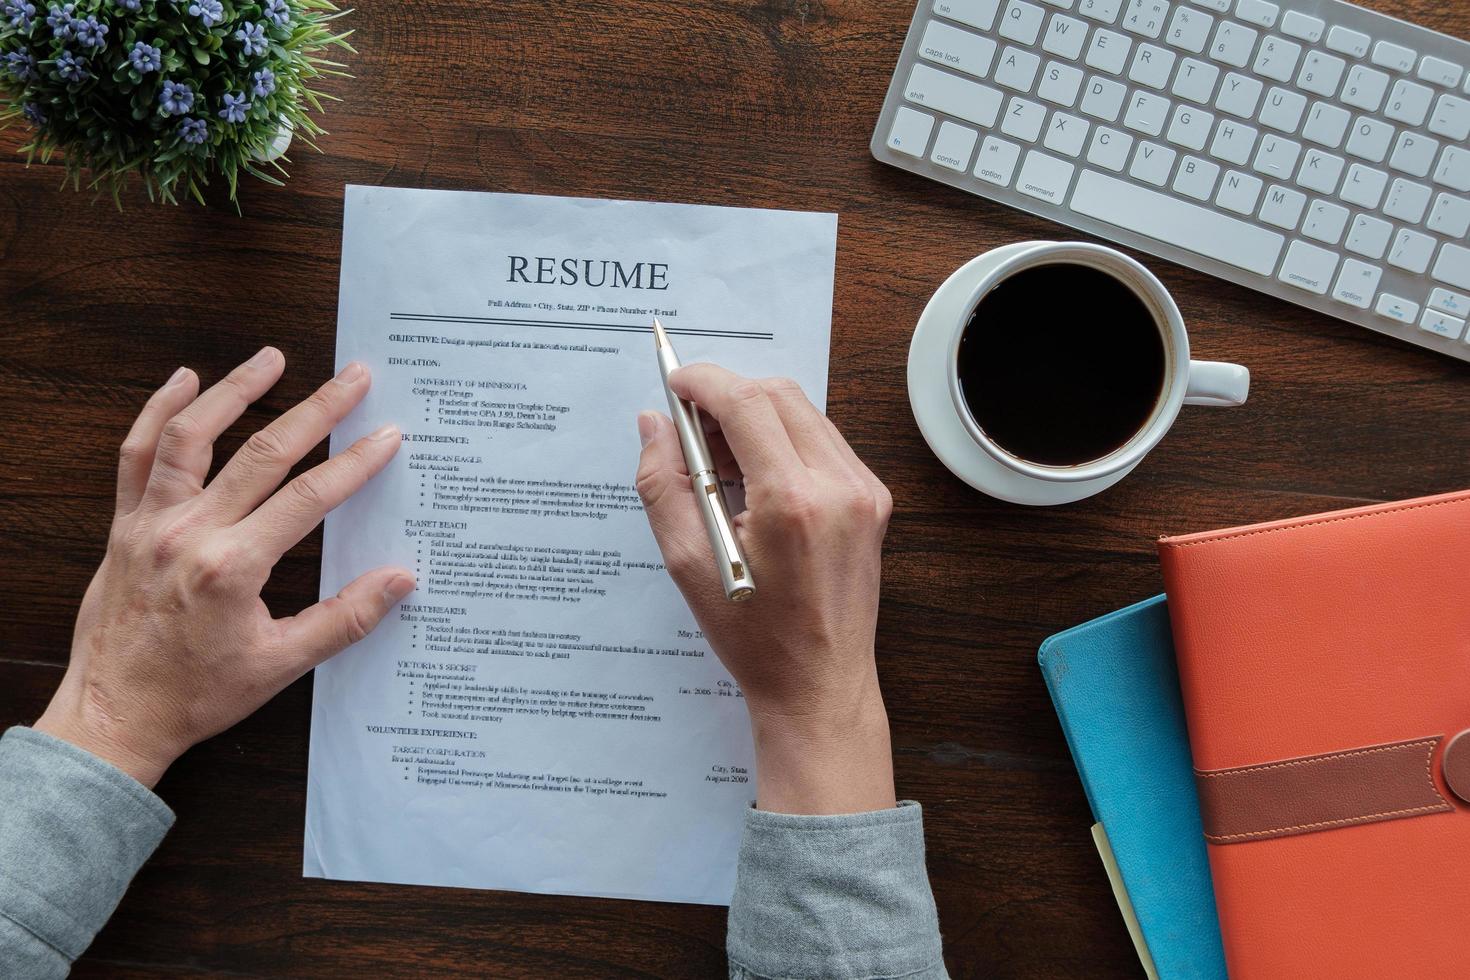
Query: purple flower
23,101,46,125
177,116,208,144
115,0,140,8
235,20,266,56
4,1,36,29
186,0,221,26
127,39,160,73
4,50,36,81
45,2,73,38
53,47,89,82
218,91,250,123
263,0,288,27
159,79,194,115
250,66,275,97
73,12,106,47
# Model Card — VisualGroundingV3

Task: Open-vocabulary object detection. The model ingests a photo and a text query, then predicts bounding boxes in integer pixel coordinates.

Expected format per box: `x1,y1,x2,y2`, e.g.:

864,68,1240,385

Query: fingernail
367,423,399,442
335,361,365,385
164,366,190,388
637,412,658,447
248,346,279,368
383,573,415,604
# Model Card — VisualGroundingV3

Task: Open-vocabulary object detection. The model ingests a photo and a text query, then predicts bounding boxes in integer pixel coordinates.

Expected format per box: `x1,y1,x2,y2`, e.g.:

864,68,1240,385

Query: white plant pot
253,118,294,163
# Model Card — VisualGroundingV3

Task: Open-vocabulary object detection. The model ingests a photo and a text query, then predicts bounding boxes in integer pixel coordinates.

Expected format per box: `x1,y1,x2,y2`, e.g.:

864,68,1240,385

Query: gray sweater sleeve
726,802,948,980
0,726,174,978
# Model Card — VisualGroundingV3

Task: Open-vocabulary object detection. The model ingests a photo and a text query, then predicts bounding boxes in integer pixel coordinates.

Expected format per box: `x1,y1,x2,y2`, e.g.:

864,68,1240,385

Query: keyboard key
1252,133,1300,180
1384,79,1433,126
1259,183,1306,227
1209,118,1258,164
1216,169,1263,213
1301,102,1351,147
1371,42,1416,74
1215,72,1263,117
1427,192,1470,238
934,0,1003,31
1341,65,1390,112
1086,125,1134,169
1331,258,1382,308
1429,287,1470,317
1433,145,1470,192
1296,51,1347,97
1389,132,1438,178
1122,0,1168,38
1388,228,1436,273
1086,29,1133,74
1043,14,1090,59
1129,44,1178,88
975,134,1023,183
1173,57,1220,103
1253,36,1301,82
1280,10,1324,43
1000,0,1047,43
1130,140,1178,183
1345,213,1393,258
906,64,1006,128
1002,96,1048,140
1419,308,1465,340
1383,178,1432,222
995,46,1043,90
1190,0,1230,11
1277,239,1338,293
1016,149,1076,201
1042,0,1075,7
887,106,936,157
920,21,999,79
1044,111,1091,155
1339,164,1388,208
1174,154,1221,198
931,120,980,169
1165,7,1212,53
1077,0,1124,22
1167,105,1214,150
1258,86,1306,131
1376,293,1419,323
1235,0,1277,28
1345,117,1393,163
1039,61,1086,104
1428,94,1470,141
1418,57,1463,89
1081,76,1130,119
1296,148,1344,194
1326,25,1370,59
1071,168,1285,273
1124,91,1171,135
1431,242,1470,290
1301,199,1349,243
1208,22,1257,68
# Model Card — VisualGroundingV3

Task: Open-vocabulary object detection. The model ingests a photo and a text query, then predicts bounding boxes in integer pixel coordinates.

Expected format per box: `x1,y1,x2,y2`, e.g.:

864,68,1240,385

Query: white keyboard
872,0,1470,361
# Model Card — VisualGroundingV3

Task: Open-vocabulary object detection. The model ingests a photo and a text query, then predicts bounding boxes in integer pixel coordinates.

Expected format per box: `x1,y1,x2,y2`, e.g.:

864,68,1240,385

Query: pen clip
704,483,749,584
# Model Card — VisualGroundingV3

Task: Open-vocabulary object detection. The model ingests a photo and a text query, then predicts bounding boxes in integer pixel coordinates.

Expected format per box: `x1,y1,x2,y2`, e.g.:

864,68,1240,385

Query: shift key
906,63,1005,129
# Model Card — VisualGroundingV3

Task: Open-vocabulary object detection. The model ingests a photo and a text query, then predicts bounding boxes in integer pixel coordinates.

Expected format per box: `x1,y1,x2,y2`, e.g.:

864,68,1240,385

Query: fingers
204,362,372,522
116,367,200,515
756,376,851,474
145,347,286,506
275,566,416,675
235,423,401,560
668,364,807,491
634,411,717,589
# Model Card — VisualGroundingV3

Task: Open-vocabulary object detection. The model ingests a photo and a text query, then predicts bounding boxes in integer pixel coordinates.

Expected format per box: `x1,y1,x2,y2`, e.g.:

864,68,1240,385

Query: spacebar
1069,170,1284,277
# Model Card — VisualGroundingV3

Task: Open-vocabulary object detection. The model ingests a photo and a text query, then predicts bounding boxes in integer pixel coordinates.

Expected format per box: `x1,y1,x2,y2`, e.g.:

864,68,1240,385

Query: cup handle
1184,360,1250,407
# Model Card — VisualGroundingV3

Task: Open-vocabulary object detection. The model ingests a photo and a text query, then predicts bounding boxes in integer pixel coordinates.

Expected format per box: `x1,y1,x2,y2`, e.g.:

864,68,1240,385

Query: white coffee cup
907,241,1249,505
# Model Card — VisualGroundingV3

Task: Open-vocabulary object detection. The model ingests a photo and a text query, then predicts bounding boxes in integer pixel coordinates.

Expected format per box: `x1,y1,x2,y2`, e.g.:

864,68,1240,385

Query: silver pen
652,318,756,602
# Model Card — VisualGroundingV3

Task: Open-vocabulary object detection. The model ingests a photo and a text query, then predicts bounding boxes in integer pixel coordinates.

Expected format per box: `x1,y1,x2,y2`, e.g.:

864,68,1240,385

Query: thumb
277,566,416,676
634,411,712,588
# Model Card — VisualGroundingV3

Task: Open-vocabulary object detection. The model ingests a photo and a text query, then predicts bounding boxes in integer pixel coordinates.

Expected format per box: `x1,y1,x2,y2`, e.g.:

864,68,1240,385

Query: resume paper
304,186,838,904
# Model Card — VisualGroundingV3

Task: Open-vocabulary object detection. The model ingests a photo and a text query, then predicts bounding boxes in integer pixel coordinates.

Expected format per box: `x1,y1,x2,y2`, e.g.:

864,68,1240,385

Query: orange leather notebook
1157,490,1470,980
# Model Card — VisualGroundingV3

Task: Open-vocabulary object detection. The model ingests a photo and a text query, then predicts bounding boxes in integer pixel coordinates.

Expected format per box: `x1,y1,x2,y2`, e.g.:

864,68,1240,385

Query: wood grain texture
3,0,1469,975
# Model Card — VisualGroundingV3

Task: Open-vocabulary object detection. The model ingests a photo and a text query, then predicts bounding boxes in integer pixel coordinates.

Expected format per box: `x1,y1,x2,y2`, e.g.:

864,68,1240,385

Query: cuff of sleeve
727,800,945,980
0,726,174,960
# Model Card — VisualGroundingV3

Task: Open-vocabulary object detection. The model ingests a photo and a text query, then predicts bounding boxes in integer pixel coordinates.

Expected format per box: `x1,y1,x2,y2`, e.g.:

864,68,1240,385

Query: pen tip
652,317,667,349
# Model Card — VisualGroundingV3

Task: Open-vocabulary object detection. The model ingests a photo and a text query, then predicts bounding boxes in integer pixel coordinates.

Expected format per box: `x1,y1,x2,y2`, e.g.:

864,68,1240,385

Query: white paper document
304,186,837,905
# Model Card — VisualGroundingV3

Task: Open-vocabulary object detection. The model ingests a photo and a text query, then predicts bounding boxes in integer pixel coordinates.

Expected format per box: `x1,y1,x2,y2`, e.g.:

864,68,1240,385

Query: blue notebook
1038,596,1227,980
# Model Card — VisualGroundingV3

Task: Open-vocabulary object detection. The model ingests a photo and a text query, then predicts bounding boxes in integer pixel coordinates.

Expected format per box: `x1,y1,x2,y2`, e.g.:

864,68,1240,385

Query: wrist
34,689,177,790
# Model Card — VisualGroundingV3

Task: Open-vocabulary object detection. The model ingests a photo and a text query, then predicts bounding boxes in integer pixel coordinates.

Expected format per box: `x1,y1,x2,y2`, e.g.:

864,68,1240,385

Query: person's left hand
34,348,413,788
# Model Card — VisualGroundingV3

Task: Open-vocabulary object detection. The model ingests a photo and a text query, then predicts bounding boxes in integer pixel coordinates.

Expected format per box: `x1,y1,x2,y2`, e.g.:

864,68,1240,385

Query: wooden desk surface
3,0,1468,975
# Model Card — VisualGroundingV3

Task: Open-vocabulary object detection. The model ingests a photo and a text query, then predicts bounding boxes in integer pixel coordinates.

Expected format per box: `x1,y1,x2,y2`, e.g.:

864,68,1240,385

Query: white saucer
906,247,1132,506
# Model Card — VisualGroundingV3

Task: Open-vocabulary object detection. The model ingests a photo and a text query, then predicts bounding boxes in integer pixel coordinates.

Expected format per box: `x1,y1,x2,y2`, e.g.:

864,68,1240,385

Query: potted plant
0,0,353,205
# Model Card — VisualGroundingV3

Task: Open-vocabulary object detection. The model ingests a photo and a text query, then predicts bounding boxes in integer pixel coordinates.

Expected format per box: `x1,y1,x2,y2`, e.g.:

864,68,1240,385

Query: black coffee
957,263,1165,467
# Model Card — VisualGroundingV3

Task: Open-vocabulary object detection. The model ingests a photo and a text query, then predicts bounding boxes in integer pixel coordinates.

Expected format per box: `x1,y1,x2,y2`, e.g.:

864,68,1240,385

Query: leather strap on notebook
1195,735,1465,844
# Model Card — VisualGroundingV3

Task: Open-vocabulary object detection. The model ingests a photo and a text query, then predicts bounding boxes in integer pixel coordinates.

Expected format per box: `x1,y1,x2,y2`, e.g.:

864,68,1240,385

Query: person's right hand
635,366,896,815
